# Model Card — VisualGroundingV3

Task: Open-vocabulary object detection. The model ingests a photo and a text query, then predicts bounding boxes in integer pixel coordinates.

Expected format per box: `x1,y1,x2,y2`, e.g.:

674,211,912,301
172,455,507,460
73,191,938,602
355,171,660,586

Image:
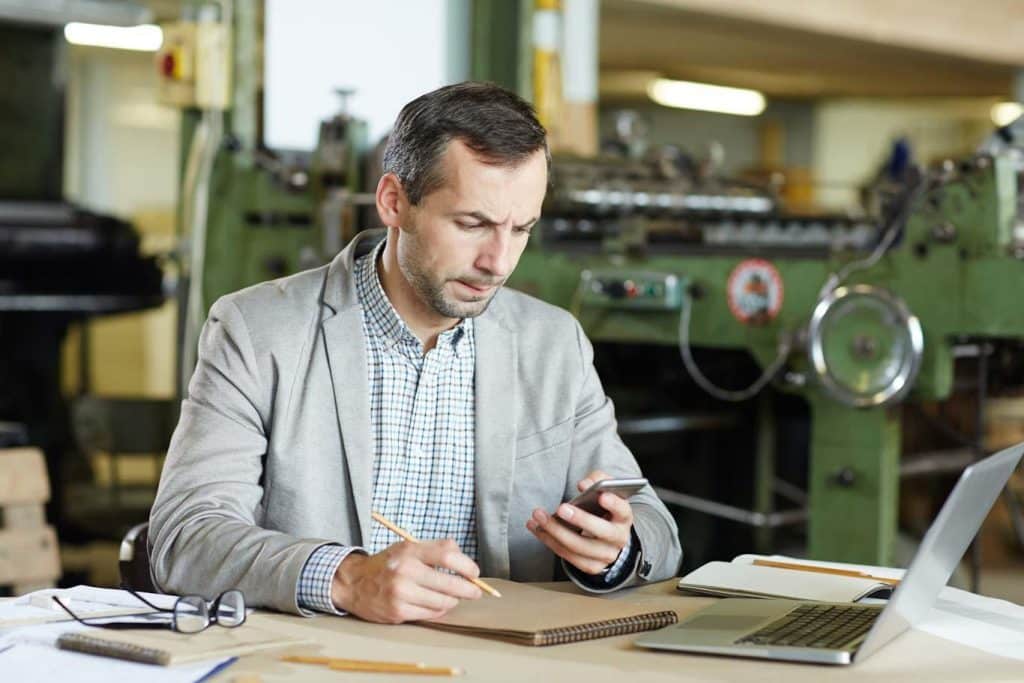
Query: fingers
527,508,623,570
527,515,618,575
597,490,634,525
336,538,486,624
416,565,483,601
393,540,482,600
538,508,625,559
577,469,612,492
555,501,619,540
553,493,633,543
385,566,462,612
365,575,454,624
411,539,481,582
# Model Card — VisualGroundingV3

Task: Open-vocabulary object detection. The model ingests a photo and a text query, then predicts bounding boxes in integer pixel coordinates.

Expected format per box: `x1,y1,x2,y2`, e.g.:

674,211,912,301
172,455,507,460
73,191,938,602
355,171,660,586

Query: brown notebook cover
420,579,677,646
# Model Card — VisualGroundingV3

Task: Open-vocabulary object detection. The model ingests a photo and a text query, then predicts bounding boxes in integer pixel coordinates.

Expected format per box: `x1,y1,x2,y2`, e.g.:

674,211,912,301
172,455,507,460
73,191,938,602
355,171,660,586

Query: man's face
395,140,548,320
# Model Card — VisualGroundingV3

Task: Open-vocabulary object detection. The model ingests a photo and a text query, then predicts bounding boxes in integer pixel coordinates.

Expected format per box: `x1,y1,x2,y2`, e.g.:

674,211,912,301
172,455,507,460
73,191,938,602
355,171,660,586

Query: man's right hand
330,539,482,623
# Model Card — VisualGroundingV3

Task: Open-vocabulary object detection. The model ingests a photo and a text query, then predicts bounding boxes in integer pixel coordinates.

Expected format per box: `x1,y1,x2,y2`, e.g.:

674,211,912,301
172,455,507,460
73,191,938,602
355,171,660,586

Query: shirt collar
354,239,473,357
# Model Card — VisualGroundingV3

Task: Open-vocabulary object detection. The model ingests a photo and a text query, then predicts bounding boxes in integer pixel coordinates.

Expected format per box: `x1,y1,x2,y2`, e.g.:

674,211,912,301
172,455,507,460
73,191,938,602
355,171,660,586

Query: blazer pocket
515,419,572,460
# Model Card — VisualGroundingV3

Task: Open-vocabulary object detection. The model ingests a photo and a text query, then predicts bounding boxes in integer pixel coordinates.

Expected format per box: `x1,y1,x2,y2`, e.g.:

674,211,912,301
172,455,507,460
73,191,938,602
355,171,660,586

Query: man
150,82,681,623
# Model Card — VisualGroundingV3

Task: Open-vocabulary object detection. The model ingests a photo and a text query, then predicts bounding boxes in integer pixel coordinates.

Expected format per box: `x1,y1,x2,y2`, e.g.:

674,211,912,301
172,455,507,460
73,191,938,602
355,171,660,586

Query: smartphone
565,477,648,517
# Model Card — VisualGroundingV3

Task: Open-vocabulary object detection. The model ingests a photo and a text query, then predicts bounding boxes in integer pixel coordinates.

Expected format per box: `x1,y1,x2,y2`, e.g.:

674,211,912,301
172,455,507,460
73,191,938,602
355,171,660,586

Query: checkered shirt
295,242,475,613
296,241,633,614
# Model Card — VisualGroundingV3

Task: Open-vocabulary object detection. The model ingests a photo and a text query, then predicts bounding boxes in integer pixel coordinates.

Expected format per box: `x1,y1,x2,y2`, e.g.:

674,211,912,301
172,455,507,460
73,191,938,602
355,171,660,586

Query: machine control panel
579,269,684,310
157,20,231,109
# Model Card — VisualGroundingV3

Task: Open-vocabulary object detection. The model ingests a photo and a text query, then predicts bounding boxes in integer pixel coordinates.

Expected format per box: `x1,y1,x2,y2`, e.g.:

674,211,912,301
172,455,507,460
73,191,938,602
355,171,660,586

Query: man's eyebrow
452,210,499,225
452,211,539,229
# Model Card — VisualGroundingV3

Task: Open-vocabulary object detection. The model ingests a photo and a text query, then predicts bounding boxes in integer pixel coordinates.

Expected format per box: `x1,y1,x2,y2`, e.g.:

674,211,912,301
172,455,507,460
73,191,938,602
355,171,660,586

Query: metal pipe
653,486,806,528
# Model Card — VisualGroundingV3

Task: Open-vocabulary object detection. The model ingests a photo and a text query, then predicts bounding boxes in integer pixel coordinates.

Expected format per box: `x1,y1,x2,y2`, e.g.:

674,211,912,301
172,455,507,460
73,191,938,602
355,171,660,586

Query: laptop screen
856,442,1024,660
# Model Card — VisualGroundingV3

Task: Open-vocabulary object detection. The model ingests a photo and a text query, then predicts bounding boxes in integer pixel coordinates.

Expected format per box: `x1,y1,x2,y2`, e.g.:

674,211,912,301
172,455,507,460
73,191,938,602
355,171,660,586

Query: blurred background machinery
161,0,1024,575
4,0,1024,595
0,15,165,542
160,0,372,395
508,125,1024,568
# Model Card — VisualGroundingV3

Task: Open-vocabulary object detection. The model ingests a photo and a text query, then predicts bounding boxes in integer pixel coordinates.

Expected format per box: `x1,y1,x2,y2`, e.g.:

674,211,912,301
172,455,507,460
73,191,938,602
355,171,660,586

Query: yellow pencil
371,510,502,598
752,559,901,586
282,655,463,676
328,662,463,675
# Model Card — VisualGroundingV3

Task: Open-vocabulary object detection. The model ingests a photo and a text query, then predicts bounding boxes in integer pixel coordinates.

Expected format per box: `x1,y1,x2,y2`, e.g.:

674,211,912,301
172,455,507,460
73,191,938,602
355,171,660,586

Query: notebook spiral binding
535,610,679,646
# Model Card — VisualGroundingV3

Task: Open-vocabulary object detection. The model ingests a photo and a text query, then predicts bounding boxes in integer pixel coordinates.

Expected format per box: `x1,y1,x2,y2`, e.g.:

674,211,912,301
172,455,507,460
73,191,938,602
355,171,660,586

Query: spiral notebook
419,579,677,646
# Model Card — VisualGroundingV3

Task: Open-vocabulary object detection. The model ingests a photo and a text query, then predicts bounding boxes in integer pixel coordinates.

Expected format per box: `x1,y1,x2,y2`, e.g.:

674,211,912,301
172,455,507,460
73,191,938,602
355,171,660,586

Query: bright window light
64,22,163,51
992,101,1024,127
647,78,766,117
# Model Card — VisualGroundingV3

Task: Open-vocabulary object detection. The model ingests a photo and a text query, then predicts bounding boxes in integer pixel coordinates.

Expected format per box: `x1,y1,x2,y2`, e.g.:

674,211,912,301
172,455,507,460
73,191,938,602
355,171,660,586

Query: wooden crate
984,396,1024,452
0,448,61,594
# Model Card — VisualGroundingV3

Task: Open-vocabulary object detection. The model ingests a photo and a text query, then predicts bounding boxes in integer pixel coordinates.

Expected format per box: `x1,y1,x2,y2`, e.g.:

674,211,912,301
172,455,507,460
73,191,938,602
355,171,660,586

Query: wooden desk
218,580,1020,682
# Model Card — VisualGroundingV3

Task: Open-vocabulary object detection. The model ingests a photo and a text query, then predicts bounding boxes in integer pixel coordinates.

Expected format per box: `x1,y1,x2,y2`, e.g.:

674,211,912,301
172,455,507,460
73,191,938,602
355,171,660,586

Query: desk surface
218,580,1021,683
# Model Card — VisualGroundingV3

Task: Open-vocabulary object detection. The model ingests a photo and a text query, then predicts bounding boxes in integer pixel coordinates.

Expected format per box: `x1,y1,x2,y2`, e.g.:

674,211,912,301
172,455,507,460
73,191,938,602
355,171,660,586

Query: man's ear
375,173,406,228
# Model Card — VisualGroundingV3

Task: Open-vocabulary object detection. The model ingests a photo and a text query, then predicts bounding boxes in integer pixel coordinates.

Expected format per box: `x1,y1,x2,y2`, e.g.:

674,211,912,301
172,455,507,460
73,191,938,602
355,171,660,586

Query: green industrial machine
508,146,1024,565
163,1,367,391
172,1,1024,567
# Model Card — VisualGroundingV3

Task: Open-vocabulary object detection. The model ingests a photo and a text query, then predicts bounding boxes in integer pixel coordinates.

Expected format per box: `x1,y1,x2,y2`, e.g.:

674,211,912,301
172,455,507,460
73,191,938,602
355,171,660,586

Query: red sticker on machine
726,259,784,325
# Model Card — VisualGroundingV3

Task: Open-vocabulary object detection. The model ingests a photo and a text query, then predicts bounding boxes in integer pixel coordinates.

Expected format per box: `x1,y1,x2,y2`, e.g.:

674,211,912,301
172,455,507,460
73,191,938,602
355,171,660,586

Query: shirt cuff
296,544,366,615
602,529,637,583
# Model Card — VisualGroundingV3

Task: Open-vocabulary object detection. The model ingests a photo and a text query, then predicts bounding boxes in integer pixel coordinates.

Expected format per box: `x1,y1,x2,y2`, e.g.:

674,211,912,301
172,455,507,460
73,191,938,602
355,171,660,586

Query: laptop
636,441,1024,665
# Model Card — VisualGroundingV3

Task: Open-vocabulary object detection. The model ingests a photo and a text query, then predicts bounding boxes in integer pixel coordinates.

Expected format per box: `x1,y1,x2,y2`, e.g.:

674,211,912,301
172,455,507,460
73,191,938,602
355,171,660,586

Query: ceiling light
991,101,1024,127
64,22,163,51
647,78,766,117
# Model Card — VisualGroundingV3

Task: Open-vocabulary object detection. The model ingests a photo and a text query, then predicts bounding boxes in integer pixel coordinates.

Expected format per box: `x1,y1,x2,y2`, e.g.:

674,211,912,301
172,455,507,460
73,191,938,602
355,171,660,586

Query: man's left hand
526,470,633,576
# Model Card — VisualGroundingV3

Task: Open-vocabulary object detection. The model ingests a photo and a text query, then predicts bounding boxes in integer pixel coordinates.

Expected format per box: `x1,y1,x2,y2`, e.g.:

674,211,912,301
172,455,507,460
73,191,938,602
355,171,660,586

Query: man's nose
475,230,513,279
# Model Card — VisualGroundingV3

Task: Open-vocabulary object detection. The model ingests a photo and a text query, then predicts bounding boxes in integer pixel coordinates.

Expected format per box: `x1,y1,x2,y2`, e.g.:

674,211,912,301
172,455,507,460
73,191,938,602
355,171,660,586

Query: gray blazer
150,232,682,614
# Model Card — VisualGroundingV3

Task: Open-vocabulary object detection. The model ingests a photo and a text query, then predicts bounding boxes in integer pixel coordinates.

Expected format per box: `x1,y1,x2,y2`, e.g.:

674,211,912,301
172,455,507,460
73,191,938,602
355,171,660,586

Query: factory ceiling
600,0,1018,99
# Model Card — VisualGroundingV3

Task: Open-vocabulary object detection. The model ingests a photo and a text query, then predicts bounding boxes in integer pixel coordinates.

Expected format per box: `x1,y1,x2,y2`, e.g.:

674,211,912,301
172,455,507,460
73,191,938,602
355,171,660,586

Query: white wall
264,0,470,150
812,98,994,209
64,46,179,217
63,45,179,398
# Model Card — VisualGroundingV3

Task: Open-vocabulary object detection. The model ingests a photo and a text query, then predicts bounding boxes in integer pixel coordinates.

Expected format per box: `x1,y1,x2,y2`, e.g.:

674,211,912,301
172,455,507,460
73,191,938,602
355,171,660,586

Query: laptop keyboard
735,604,882,650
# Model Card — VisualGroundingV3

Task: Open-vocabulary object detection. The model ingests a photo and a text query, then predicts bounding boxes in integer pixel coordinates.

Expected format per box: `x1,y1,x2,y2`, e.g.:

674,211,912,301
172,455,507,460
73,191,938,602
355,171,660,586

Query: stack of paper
0,585,303,682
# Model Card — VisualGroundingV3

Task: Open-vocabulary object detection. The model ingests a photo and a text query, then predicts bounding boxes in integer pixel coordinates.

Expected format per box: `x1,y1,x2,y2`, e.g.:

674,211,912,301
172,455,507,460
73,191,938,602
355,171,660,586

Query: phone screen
566,478,648,517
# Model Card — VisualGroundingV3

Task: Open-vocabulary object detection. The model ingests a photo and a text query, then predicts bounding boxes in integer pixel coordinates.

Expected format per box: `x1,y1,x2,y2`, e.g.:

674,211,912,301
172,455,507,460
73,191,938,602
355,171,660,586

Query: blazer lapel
319,232,382,547
322,307,373,546
474,312,517,579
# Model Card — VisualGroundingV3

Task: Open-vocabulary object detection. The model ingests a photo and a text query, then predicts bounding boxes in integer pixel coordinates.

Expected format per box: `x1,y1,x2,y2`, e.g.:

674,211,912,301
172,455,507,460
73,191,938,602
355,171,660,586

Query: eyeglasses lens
216,590,246,627
174,595,209,633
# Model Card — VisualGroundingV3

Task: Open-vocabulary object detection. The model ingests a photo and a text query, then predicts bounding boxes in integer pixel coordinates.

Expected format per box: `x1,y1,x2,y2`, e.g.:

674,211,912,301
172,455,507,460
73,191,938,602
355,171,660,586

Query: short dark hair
382,81,549,205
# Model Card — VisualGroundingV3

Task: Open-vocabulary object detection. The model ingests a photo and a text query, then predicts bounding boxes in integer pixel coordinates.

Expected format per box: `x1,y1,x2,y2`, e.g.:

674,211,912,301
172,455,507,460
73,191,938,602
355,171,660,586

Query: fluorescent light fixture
64,22,163,51
992,101,1024,127
647,78,766,116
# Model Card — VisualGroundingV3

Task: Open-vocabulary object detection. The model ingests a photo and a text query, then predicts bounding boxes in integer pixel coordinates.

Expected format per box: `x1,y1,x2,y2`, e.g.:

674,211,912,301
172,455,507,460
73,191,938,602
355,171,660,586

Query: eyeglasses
52,589,246,634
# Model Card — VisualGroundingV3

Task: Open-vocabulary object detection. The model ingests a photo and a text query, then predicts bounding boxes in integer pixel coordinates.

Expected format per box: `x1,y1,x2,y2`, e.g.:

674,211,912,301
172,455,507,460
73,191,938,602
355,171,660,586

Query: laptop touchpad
681,615,768,631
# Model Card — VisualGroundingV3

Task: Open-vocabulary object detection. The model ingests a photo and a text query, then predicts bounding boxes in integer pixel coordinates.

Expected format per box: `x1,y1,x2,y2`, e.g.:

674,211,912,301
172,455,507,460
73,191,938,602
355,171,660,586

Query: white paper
14,585,179,611
1,586,173,629
679,560,889,602
1,617,174,650
0,643,232,683
0,603,56,624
